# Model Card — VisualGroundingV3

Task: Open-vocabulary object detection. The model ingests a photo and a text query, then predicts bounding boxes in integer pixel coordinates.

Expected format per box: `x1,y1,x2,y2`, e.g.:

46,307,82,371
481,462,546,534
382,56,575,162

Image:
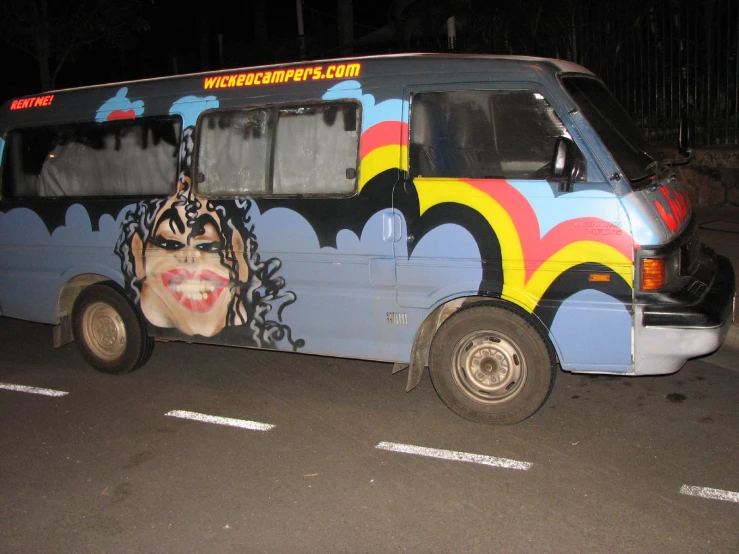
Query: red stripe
468,180,633,282
360,121,407,159
107,109,136,121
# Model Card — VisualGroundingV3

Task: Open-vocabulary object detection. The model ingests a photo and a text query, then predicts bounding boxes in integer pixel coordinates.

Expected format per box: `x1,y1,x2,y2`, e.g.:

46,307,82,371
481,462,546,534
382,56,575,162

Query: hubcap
82,302,126,361
451,330,526,404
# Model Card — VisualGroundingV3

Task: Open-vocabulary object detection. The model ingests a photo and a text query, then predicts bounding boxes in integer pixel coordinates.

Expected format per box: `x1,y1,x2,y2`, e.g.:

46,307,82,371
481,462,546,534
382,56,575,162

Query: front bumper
634,254,736,375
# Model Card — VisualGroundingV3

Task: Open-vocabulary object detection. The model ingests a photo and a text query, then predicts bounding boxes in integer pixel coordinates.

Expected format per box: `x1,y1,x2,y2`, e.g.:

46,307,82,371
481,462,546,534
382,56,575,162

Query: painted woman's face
133,195,247,337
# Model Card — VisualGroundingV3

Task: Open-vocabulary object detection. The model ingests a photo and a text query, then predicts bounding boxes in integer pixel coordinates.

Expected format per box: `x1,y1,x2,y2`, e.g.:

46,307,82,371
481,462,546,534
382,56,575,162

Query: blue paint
550,289,632,371
248,205,415,360
397,223,483,309
0,205,131,323
169,96,220,128
621,194,663,245
323,81,408,128
507,180,628,235
95,88,145,121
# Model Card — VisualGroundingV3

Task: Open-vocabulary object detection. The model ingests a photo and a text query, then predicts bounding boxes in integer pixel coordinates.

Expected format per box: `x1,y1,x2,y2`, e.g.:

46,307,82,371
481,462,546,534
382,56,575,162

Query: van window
2,116,181,198
195,101,360,196
410,90,570,180
197,109,272,195
274,103,359,195
561,76,656,186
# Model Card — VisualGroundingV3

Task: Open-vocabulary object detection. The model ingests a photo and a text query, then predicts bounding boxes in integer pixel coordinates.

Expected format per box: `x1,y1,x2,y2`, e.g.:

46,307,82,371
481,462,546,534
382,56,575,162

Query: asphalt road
1,318,737,553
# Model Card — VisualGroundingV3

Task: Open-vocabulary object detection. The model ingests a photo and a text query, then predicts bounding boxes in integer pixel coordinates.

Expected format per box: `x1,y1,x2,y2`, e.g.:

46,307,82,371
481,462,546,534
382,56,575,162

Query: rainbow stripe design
351,82,635,314
358,120,407,189
413,178,633,312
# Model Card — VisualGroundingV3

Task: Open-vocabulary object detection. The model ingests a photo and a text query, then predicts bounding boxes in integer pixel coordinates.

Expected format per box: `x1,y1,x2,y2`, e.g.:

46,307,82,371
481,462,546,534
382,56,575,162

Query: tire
429,304,556,425
72,281,154,374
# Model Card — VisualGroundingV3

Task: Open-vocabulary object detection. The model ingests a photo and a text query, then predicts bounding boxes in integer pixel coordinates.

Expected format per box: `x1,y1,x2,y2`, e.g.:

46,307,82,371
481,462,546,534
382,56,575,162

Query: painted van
0,54,735,424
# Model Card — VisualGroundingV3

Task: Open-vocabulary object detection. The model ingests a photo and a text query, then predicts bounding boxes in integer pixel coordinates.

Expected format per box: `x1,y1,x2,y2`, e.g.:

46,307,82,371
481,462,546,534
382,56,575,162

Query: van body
0,54,734,423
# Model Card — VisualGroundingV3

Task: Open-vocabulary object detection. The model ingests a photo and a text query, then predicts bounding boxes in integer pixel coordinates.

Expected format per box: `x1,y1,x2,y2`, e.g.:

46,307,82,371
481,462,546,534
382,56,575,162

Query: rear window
2,116,181,198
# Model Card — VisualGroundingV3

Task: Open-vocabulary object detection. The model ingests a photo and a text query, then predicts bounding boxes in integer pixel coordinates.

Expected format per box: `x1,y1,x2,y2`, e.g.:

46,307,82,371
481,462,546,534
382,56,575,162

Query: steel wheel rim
82,302,127,361
451,329,527,404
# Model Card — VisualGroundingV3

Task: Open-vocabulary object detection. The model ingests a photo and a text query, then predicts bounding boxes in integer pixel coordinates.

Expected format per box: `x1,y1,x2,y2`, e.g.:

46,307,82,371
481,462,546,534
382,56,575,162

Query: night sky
2,0,395,105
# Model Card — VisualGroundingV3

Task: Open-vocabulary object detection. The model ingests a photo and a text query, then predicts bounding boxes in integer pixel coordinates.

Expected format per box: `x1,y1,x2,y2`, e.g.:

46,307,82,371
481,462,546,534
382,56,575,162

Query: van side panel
394,176,635,371
0,57,637,372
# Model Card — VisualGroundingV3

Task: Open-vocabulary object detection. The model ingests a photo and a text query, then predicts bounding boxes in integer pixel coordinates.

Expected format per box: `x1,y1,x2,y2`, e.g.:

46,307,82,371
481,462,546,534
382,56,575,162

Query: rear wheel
72,282,153,374
429,304,555,424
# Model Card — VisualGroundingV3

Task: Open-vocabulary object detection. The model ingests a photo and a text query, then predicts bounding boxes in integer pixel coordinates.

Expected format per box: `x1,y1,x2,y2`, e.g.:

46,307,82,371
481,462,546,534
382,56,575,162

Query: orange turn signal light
588,273,611,283
641,258,666,291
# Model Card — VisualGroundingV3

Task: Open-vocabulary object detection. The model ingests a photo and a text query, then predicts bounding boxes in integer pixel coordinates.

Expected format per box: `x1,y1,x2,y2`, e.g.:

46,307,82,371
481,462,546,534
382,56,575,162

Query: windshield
561,76,658,186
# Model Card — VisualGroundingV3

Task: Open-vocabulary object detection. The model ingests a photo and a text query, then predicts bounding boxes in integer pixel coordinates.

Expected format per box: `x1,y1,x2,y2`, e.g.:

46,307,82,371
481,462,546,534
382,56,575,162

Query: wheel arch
53,267,126,348
405,295,559,392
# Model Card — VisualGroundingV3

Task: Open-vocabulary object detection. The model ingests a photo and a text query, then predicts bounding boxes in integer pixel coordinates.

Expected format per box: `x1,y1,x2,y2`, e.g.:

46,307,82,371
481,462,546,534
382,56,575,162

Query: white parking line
376,441,532,470
165,410,275,431
680,485,739,503
0,382,69,397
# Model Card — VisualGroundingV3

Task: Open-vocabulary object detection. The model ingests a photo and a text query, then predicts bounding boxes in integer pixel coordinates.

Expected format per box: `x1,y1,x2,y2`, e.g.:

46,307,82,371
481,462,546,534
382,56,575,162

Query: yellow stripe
414,178,633,313
358,145,407,190
415,178,524,271
502,243,632,312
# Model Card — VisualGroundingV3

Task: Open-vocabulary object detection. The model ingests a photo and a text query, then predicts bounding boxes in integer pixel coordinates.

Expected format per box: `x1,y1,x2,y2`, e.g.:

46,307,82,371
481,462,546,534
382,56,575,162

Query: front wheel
72,282,153,374
429,304,555,424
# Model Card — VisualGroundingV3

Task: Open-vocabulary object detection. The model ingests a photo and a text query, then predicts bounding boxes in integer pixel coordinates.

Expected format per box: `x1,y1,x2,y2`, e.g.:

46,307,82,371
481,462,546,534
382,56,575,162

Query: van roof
35,53,594,97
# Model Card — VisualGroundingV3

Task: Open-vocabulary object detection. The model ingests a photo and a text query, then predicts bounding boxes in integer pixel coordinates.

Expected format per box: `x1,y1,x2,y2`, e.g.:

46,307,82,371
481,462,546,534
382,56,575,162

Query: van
0,54,735,424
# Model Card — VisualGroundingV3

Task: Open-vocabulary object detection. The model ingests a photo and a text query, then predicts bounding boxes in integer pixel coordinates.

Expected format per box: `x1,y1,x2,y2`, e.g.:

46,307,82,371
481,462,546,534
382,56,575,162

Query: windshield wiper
630,159,659,184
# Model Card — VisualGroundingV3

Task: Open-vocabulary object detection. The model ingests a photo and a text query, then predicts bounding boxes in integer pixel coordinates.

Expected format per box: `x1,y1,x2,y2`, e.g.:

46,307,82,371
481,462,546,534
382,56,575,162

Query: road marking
0,382,69,397
165,410,275,431
375,441,532,470
680,485,739,503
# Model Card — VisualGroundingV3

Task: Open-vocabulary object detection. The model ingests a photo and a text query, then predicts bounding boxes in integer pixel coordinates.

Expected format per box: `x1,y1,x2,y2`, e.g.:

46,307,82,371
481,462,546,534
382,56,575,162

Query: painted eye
150,236,185,250
194,241,222,253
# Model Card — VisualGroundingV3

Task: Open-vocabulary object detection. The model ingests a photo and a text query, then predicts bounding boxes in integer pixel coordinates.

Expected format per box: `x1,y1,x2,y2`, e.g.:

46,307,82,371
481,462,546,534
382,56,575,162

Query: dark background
2,0,738,146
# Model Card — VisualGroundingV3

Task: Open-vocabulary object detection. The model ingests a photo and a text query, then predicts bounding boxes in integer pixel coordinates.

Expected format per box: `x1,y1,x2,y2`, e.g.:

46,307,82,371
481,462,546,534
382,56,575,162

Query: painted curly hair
114,127,303,351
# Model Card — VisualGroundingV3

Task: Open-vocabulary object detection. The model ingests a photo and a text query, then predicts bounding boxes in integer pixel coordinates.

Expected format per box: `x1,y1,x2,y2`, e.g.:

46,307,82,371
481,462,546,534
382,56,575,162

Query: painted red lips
161,269,230,313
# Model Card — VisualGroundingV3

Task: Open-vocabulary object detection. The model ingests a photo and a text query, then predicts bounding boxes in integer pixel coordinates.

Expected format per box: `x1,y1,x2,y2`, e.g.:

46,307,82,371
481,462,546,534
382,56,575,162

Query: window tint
409,90,572,180
197,109,272,195
273,103,359,195
2,116,180,198
195,101,360,196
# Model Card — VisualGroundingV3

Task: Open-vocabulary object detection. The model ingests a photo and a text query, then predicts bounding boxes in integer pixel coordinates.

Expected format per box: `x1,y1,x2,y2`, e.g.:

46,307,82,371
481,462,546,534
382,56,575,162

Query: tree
0,0,151,91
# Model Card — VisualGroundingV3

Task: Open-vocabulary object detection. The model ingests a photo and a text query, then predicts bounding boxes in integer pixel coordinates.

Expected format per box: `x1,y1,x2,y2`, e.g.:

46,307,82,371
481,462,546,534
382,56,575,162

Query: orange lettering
236,74,246,86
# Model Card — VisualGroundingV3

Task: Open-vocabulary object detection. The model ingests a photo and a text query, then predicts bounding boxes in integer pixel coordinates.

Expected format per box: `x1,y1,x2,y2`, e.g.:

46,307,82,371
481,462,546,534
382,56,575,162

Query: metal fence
569,0,739,146
320,0,739,147
405,0,739,147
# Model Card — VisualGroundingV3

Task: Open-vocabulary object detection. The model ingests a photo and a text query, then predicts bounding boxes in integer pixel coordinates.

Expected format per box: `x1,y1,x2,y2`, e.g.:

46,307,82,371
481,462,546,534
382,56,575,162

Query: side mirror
551,136,584,192
676,117,693,164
